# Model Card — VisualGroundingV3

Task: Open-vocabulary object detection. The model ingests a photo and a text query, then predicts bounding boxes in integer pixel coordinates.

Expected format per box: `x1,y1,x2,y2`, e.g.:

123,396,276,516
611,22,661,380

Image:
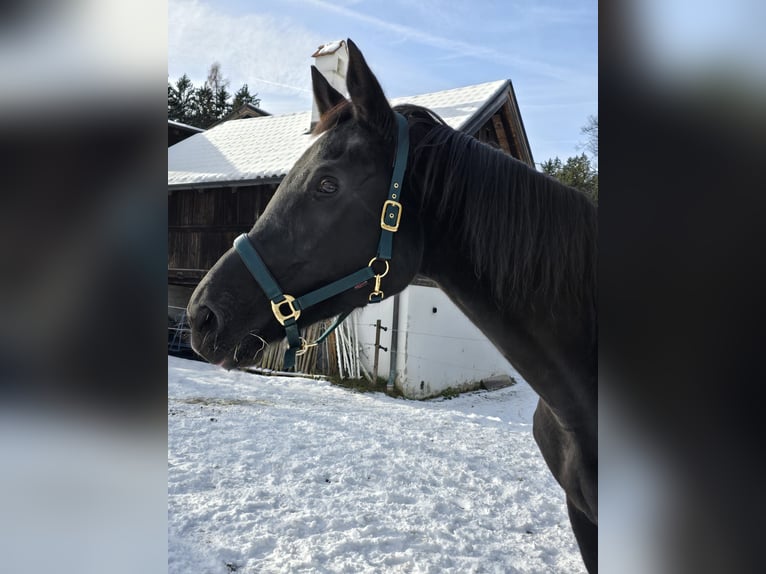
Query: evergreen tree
231,84,261,111
540,154,598,203
168,64,262,129
540,116,599,203
191,85,216,128
214,85,232,121
168,74,195,125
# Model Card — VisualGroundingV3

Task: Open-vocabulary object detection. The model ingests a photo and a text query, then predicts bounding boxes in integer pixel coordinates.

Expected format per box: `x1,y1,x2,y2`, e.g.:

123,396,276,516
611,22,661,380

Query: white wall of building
352,295,396,381
353,285,519,399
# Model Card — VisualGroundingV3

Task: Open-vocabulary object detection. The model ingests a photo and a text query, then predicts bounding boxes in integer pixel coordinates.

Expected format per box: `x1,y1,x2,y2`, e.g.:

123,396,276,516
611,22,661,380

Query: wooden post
373,319,382,380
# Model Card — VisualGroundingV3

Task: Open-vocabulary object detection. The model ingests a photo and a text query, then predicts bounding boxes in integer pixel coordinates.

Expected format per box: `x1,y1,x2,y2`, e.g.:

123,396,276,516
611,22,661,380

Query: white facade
353,285,521,399
310,40,349,127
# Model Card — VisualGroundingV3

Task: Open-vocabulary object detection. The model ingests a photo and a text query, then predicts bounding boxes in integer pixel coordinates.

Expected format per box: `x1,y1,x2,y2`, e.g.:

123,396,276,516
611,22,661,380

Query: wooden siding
473,120,502,150
471,104,530,165
168,183,277,280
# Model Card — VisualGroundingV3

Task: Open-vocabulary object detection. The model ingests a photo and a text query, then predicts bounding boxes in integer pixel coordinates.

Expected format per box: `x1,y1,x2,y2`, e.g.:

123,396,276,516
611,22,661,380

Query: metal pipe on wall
387,294,399,392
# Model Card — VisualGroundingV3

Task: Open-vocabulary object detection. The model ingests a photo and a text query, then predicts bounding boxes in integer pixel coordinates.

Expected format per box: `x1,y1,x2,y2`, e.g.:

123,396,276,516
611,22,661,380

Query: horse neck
406,125,597,432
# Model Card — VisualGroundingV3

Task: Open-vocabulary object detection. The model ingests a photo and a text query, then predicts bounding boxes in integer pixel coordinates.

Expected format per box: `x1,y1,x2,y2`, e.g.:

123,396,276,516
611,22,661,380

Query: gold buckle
271,294,301,325
380,200,402,232
367,258,390,301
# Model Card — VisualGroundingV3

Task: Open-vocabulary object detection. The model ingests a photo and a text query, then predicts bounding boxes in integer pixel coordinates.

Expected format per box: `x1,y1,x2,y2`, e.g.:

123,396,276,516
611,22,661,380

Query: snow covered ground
168,356,584,573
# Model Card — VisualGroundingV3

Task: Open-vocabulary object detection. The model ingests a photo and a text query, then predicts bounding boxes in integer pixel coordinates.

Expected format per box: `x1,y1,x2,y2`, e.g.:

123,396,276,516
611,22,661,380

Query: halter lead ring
233,112,410,370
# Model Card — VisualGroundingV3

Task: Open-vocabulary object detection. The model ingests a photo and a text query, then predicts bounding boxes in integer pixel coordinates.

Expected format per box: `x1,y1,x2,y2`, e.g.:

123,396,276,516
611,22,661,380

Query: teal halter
233,112,409,371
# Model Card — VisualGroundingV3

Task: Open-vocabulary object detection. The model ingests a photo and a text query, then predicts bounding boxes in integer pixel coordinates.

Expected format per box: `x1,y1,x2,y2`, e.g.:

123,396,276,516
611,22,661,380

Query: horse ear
345,39,395,136
311,65,347,116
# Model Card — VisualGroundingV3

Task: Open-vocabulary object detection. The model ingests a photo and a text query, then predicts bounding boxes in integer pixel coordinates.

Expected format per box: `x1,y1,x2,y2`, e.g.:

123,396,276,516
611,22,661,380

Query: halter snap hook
368,257,390,301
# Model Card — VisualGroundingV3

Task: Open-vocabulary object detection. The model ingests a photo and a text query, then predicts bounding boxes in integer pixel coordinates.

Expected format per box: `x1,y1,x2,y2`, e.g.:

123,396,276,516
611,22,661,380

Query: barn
168,41,534,397
168,119,204,147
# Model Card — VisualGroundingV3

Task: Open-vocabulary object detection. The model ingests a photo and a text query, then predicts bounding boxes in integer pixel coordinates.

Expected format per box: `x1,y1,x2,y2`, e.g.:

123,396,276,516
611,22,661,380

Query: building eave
168,176,284,192
458,80,512,135
506,81,534,167
459,79,534,167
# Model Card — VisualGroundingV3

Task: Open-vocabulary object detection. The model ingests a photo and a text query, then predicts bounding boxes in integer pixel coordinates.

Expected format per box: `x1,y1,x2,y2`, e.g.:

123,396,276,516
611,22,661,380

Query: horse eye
318,177,338,194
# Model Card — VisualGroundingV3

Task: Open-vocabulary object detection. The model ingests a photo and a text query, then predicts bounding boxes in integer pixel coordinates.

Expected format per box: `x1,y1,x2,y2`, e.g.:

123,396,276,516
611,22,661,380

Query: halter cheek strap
233,112,410,371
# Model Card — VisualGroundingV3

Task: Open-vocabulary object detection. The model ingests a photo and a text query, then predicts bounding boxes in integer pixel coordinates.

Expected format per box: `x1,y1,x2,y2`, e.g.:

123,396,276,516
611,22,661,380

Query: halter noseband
233,112,410,371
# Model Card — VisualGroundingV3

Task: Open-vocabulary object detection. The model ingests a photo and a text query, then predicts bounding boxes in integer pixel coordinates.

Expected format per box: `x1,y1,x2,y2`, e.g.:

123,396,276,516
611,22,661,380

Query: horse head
187,40,424,369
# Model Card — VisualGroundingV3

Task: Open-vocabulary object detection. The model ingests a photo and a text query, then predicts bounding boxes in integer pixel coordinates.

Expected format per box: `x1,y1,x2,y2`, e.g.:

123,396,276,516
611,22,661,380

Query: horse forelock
313,100,402,144
312,100,354,135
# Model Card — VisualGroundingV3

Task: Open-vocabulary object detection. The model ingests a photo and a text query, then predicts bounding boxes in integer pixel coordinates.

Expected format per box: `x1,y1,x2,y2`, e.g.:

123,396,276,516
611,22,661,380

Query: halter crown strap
376,112,409,261
232,111,410,371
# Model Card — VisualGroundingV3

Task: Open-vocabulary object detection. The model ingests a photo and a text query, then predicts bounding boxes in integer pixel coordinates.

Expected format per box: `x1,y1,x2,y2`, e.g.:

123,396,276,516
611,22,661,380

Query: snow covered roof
168,79,510,189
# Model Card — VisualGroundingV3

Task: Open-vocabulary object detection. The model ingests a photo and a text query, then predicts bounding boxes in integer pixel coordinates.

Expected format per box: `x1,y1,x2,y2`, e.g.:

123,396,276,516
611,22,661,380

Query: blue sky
169,0,597,164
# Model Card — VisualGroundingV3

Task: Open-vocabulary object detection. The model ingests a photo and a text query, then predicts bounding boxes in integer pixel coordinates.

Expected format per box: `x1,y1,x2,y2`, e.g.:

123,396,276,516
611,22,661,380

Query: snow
168,356,584,573
313,40,345,57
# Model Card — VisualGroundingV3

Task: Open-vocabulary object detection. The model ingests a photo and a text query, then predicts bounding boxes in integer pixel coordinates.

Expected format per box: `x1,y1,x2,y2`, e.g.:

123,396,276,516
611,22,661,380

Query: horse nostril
190,303,221,337
203,308,216,330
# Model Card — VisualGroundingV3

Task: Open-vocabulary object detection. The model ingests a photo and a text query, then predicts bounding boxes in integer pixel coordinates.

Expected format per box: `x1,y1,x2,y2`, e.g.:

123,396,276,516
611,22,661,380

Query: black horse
187,40,597,572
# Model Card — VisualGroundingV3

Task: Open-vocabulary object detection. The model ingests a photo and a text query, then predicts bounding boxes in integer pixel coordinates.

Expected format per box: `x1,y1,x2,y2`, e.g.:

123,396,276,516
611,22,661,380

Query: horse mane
313,101,597,318
395,104,597,318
